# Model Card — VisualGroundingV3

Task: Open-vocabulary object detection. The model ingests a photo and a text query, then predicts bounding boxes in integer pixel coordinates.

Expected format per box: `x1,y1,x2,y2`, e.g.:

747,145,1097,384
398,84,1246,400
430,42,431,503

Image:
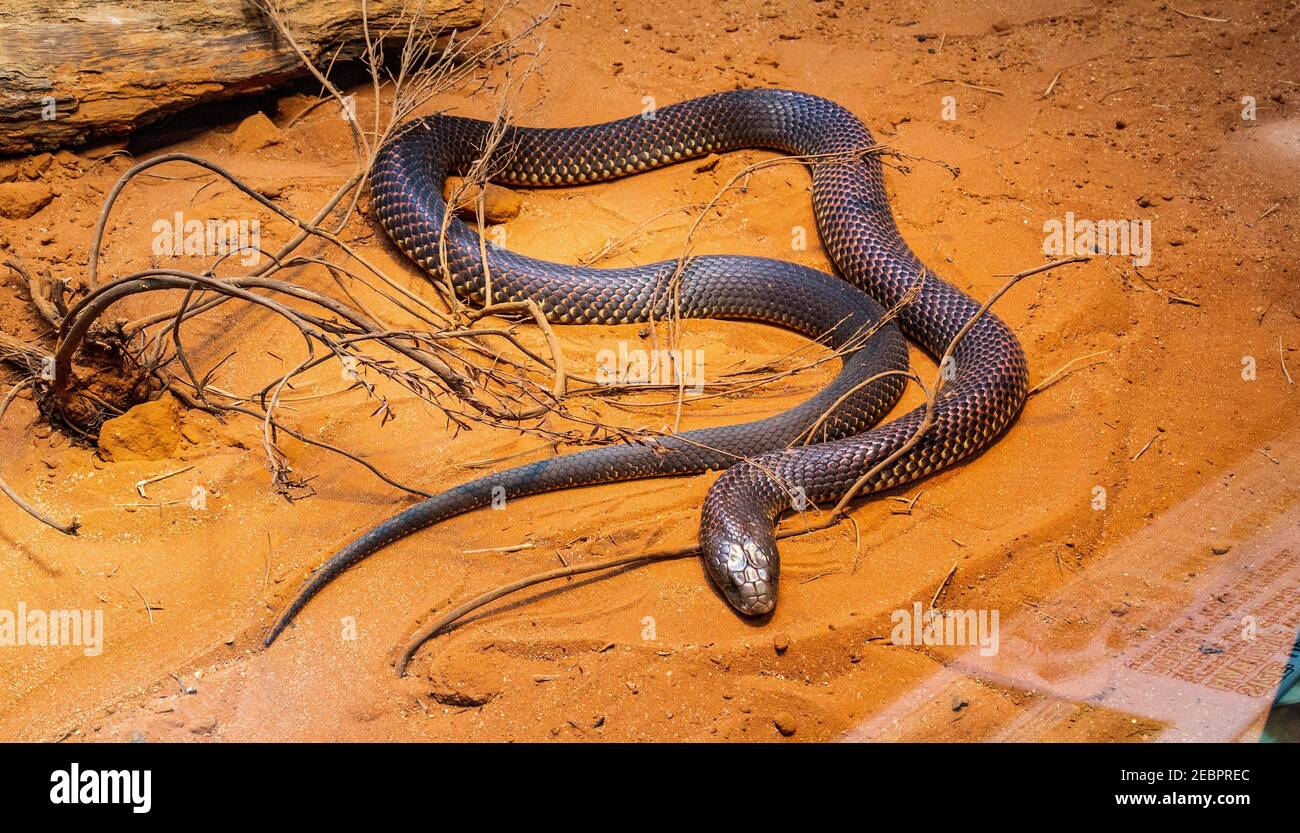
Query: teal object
1261,630,1299,742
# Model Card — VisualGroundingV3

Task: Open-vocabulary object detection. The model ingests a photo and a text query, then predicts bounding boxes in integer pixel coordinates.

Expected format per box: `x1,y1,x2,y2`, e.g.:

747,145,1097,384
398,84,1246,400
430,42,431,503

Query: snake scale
263,88,1028,646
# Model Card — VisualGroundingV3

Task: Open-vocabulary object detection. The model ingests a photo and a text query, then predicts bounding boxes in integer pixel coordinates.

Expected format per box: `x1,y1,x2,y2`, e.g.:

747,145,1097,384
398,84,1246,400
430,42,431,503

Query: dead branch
0,381,79,534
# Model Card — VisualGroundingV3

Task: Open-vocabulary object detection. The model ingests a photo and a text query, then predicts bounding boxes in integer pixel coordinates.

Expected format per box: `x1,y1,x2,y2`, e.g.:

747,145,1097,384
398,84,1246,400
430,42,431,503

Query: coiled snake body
264,89,1027,646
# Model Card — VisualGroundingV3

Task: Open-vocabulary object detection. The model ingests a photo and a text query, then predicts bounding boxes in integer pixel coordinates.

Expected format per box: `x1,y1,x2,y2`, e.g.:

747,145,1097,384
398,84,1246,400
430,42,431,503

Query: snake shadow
423,554,772,641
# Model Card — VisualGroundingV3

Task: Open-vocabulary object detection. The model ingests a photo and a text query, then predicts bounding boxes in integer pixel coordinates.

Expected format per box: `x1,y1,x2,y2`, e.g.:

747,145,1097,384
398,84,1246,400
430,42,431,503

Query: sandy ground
0,0,1297,742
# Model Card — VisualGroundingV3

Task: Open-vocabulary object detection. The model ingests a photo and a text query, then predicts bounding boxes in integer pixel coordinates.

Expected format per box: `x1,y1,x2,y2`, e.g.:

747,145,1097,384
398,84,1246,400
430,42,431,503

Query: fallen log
0,0,483,155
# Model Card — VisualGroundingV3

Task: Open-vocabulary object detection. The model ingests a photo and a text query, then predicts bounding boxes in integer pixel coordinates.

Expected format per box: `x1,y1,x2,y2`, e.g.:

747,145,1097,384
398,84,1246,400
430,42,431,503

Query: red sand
0,0,1296,741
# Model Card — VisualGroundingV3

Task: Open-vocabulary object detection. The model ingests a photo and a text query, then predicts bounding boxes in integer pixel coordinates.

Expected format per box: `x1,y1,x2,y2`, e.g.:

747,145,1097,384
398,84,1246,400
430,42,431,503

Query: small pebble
1211,543,1231,555
773,712,797,736
773,634,789,654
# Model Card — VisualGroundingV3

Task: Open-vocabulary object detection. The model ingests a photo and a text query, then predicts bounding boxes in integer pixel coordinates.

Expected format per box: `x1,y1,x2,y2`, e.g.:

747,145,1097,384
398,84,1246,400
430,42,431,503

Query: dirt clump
97,394,184,462
231,112,283,153
0,181,53,219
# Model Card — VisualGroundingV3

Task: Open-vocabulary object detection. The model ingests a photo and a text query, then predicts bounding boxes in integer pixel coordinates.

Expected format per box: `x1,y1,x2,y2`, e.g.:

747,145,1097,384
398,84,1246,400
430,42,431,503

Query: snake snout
700,527,780,616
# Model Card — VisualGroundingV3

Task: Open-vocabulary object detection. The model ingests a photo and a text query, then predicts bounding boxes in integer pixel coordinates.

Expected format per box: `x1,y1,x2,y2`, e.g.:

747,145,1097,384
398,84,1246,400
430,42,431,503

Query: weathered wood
0,0,483,155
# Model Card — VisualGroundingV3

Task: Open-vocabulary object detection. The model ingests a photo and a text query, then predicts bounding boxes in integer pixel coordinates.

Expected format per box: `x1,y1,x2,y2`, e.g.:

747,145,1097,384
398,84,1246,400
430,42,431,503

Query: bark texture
0,0,483,154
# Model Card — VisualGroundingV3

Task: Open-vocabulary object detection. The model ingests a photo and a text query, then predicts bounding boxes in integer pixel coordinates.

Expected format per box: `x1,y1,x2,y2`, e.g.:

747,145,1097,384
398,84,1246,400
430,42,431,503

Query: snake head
700,511,780,616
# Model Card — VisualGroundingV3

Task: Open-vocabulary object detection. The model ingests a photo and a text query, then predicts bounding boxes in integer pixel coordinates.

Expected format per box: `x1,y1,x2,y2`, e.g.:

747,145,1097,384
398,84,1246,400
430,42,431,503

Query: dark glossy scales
264,89,1027,645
